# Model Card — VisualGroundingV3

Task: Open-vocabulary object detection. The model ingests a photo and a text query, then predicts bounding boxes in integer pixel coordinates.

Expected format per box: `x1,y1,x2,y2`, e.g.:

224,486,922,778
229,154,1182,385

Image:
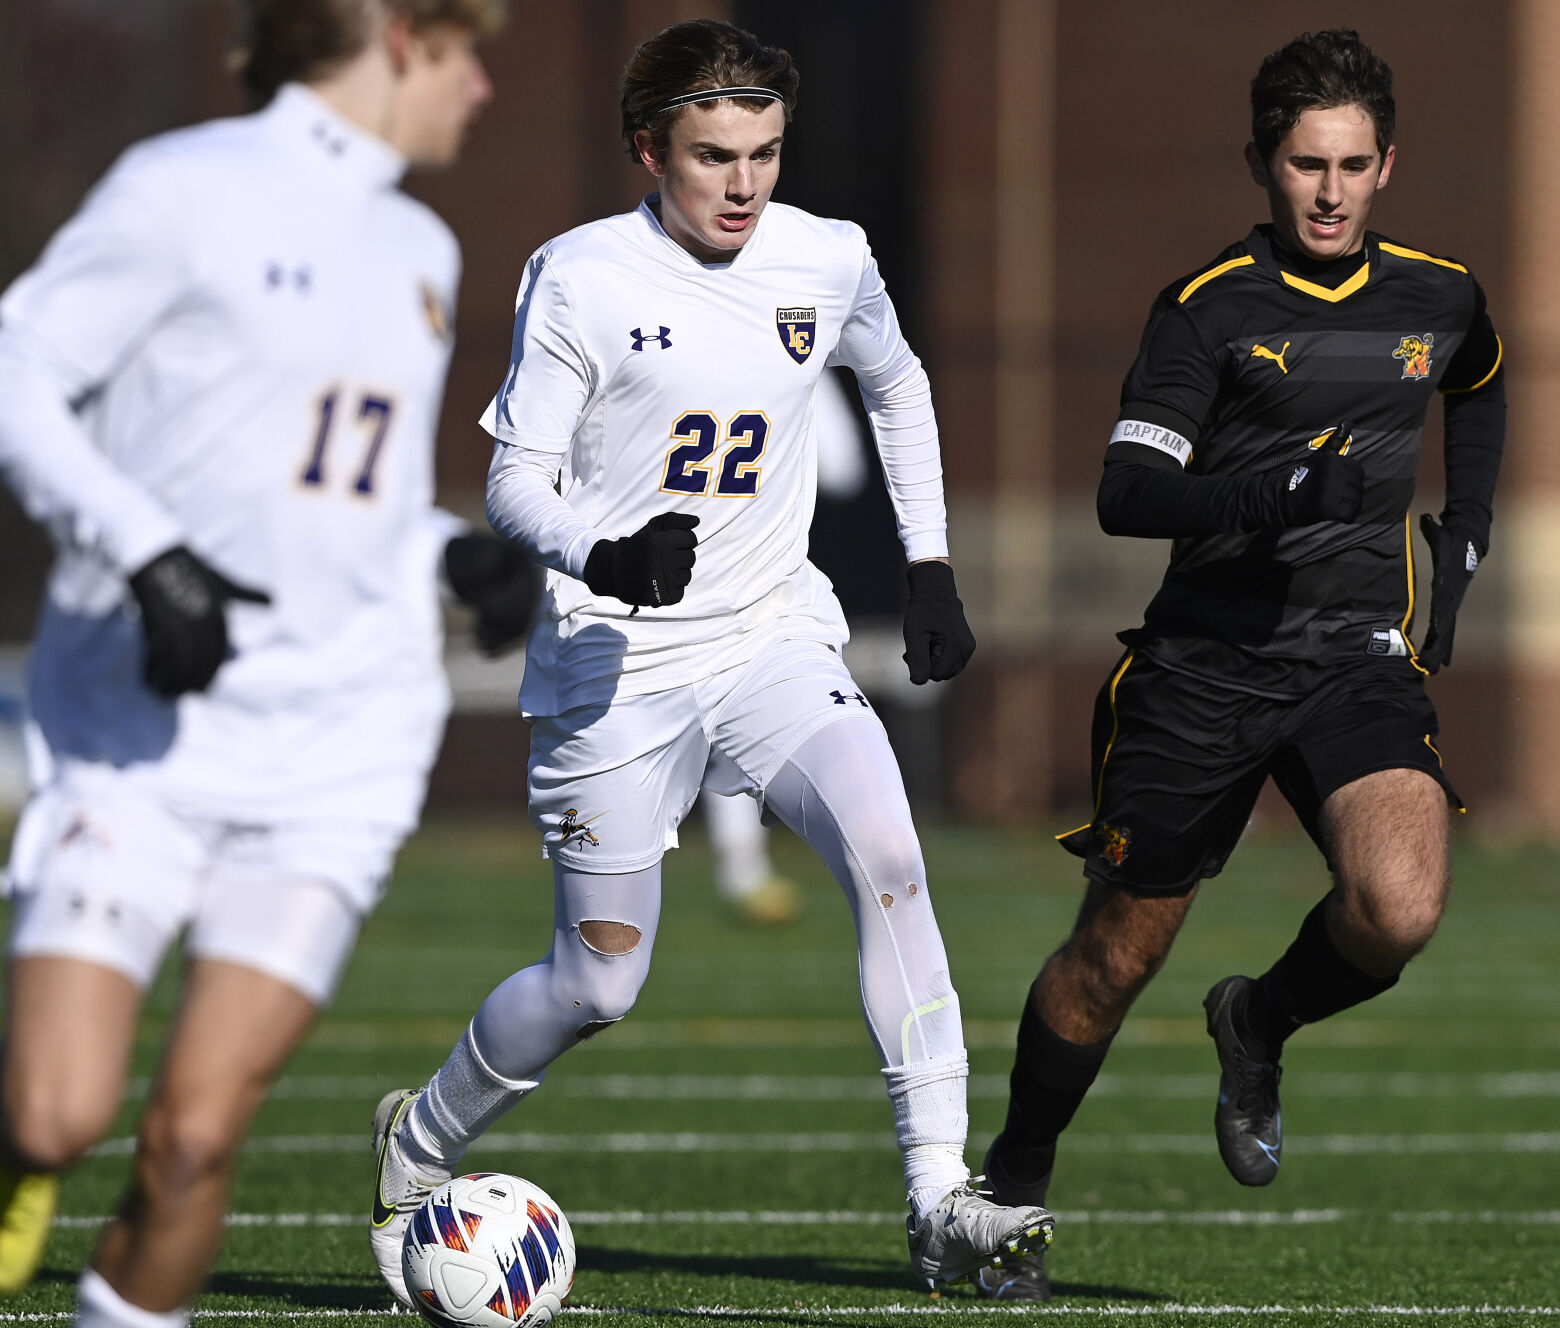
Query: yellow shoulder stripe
1280,259,1370,302
1177,255,1256,303
1379,240,1468,273
1440,334,1504,395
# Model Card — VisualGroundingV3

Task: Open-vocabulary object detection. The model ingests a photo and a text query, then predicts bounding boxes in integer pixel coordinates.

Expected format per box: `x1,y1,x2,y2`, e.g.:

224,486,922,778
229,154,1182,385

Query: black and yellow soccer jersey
1107,223,1501,695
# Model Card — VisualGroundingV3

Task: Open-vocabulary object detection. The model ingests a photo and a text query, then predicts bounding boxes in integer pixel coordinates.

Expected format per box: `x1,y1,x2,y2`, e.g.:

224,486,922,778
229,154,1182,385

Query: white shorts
527,634,880,872
4,772,398,1004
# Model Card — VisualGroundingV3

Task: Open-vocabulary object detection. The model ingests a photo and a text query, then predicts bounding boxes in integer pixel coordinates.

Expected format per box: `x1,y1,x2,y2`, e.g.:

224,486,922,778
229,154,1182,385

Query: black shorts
1057,649,1460,894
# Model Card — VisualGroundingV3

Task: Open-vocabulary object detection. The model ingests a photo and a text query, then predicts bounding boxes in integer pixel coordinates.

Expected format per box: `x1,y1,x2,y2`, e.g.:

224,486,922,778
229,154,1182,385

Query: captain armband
1110,419,1192,467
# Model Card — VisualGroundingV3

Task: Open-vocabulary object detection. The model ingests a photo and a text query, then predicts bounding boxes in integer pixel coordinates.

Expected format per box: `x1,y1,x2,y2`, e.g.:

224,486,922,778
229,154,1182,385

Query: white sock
882,1048,971,1222
402,1022,538,1175
76,1269,187,1328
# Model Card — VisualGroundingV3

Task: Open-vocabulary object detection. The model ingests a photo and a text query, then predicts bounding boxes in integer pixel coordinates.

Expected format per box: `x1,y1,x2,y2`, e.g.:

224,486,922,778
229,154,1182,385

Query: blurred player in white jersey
370,18,1055,1297
0,2,533,1323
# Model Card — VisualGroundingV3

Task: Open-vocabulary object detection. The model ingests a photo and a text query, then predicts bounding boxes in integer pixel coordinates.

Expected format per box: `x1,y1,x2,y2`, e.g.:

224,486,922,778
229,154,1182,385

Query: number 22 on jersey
660,410,770,497
298,388,395,496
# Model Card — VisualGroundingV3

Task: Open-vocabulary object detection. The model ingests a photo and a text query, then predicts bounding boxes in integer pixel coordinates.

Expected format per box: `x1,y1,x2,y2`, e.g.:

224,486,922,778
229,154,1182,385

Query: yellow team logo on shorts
777,307,816,364
1097,822,1132,867
557,808,602,848
1392,333,1434,380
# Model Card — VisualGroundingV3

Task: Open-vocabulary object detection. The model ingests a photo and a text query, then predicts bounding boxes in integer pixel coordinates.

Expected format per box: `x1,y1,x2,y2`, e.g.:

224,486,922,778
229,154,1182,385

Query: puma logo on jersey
1250,340,1290,374
777,306,816,364
630,326,672,351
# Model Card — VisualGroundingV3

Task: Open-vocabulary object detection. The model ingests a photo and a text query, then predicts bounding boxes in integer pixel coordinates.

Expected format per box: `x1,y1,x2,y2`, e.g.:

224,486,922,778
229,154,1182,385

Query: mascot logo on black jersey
777,307,816,364
1392,333,1434,380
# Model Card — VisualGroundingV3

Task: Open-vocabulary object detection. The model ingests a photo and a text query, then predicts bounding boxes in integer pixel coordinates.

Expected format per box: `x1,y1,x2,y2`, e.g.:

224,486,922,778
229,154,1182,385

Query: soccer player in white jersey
369,17,1056,1297
0,2,532,1323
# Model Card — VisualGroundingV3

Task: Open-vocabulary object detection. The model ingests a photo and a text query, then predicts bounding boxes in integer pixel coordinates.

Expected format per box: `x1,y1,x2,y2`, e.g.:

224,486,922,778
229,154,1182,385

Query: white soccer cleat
905,1179,1055,1289
368,1088,450,1308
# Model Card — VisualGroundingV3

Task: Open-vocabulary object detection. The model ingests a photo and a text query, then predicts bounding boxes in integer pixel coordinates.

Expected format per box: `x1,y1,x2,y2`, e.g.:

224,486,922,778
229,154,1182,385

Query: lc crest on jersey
777,306,816,364
1392,332,1434,380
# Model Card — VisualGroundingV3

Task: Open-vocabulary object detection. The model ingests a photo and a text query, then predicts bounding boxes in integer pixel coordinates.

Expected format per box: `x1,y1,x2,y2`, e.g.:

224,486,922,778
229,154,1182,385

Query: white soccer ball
402,1173,575,1327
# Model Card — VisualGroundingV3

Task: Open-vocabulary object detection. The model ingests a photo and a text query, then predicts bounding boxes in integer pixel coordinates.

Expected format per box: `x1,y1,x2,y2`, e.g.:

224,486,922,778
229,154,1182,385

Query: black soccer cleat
1205,975,1283,1186
971,1134,1053,1301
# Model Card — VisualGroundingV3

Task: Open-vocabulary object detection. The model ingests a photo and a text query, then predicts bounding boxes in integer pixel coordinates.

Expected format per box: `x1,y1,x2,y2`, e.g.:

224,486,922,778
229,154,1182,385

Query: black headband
657,86,784,114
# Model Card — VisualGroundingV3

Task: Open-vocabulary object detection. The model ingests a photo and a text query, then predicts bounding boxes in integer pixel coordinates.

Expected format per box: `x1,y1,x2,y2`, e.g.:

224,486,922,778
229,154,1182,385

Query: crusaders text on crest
776,306,816,364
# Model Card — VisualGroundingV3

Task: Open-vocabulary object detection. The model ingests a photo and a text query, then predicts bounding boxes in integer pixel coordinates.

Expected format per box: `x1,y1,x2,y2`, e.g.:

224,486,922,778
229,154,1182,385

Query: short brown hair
1250,29,1395,165
620,18,799,163
234,0,506,105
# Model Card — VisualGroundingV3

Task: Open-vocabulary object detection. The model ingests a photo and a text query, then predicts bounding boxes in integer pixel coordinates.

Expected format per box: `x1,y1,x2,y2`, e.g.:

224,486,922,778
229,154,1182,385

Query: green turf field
2,817,1557,1326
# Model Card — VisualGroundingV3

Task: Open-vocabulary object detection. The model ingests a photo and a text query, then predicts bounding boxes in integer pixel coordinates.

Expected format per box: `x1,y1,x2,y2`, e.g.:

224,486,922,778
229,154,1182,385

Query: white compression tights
408,719,971,1208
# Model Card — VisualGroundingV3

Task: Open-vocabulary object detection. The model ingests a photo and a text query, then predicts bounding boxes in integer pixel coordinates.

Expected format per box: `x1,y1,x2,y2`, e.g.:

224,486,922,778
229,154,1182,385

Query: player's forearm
1097,457,1288,538
484,442,600,579
0,329,182,572
859,362,950,562
1440,371,1505,552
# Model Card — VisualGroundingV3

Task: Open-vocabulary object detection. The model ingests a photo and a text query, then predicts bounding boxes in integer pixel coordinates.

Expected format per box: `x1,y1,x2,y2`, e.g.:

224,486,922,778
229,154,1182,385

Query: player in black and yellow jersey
976,30,1504,1301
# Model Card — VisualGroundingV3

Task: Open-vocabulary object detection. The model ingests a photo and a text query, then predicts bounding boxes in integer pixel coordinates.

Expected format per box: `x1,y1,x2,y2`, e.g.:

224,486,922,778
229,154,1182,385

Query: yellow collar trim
1177,255,1256,303
1379,240,1468,273
1280,259,1371,302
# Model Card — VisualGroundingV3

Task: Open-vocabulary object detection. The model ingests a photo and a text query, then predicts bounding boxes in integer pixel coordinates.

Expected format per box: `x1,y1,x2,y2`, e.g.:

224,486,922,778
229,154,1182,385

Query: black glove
128,546,270,698
1417,513,1483,673
582,512,699,607
1273,420,1364,526
902,560,976,684
444,534,540,656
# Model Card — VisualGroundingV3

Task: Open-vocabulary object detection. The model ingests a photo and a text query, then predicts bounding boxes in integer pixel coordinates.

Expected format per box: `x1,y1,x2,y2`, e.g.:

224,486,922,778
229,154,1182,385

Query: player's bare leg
1208,767,1449,1186
87,958,317,1313
1035,882,1199,1044
0,957,142,1293
981,882,1195,1299
1320,767,1450,974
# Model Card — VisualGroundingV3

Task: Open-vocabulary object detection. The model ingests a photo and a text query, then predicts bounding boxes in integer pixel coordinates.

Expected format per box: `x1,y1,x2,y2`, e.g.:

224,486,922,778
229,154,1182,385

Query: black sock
999,991,1113,1183
1251,897,1399,1047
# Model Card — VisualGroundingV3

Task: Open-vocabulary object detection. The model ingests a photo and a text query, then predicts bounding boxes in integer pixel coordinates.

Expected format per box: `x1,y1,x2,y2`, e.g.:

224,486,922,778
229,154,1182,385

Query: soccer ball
402,1173,575,1327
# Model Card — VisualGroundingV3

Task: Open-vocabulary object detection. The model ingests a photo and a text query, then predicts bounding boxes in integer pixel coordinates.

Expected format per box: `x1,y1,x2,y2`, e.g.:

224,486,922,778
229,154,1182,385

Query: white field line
48,1208,1560,1230
297,1017,1560,1051
180,1072,1560,1102
3,1303,1560,1321
84,1130,1560,1158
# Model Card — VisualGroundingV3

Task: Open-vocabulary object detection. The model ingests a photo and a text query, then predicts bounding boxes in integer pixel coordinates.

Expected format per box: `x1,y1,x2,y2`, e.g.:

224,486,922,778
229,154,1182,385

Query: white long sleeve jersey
0,85,459,835
484,197,948,717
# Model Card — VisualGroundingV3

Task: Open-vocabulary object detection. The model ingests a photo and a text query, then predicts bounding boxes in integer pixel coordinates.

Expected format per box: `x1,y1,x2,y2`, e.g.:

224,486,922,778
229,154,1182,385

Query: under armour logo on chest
630,326,672,351
265,263,313,294
830,690,870,707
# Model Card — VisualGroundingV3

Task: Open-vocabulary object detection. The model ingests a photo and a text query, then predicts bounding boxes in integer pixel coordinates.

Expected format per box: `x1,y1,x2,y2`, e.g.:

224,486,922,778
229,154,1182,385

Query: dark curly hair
620,18,799,164
1251,29,1395,164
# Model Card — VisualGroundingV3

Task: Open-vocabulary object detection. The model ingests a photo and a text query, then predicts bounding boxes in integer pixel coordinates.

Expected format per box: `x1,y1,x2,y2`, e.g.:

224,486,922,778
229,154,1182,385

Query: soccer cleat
734,875,802,926
368,1088,448,1307
972,1135,1052,1301
0,1167,58,1295
905,1179,1054,1289
1205,975,1284,1186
